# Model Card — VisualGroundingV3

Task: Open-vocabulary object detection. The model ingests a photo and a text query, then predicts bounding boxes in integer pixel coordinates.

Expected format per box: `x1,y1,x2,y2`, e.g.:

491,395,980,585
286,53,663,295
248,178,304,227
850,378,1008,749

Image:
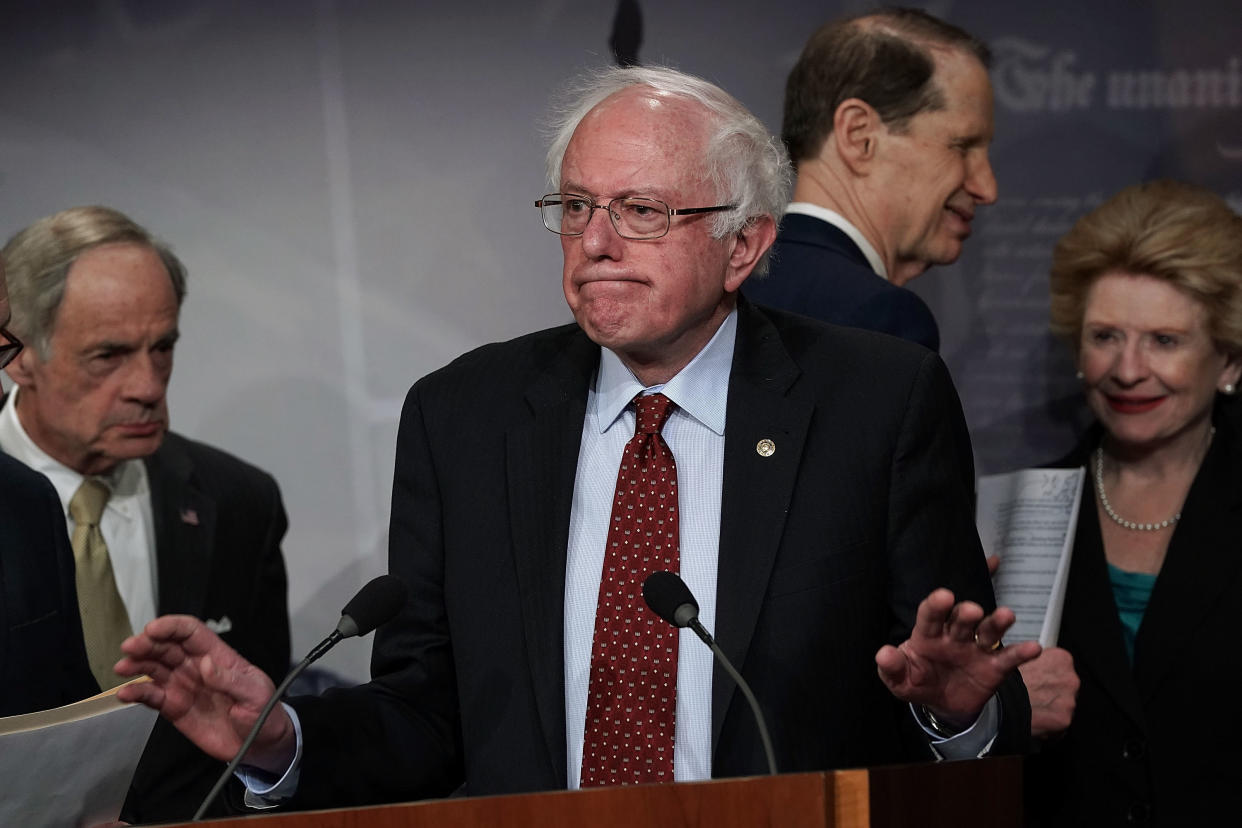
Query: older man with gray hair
0,205,291,823
118,66,1034,812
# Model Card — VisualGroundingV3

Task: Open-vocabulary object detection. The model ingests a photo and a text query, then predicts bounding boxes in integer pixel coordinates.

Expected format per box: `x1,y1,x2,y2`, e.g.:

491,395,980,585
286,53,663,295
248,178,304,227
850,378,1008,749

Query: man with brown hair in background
745,7,998,352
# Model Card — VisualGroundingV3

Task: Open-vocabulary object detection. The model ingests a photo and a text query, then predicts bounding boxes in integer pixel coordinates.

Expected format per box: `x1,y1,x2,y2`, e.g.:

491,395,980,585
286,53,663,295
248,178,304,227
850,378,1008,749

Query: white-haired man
119,66,1035,810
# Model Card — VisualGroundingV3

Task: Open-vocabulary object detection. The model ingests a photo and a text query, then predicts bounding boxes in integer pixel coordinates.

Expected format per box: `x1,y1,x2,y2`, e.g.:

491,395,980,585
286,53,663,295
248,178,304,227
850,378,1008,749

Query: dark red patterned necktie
580,392,680,787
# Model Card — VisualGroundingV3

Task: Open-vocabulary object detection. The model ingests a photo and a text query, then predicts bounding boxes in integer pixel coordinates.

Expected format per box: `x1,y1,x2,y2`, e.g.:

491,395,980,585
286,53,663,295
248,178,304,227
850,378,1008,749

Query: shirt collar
593,308,737,437
785,201,889,280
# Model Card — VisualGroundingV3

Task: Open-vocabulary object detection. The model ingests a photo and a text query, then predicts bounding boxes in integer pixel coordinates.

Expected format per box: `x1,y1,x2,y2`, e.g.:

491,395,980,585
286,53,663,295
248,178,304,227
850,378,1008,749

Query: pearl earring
1225,383,1237,395
1075,370,1084,380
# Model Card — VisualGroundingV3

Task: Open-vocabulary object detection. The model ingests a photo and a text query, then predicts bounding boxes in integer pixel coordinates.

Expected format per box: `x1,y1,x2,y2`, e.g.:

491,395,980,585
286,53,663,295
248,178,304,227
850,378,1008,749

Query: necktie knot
69,478,111,526
634,392,675,436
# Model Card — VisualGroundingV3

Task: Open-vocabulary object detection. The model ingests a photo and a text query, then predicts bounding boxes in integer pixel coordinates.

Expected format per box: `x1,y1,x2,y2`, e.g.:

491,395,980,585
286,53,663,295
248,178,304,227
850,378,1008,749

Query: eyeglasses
0,327,21,370
535,193,737,240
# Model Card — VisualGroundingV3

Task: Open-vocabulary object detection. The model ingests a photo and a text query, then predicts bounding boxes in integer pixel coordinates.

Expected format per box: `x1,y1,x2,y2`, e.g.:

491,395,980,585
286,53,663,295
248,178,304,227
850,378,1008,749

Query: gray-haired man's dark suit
122,431,291,823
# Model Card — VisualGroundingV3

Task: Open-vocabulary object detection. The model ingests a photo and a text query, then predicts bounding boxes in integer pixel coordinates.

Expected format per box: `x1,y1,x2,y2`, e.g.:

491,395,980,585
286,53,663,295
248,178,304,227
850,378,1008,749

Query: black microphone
642,571,778,776
192,574,408,820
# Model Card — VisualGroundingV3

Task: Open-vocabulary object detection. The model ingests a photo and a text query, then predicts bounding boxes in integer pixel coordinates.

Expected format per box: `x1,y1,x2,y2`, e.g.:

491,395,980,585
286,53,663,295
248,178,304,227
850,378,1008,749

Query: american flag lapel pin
180,508,200,526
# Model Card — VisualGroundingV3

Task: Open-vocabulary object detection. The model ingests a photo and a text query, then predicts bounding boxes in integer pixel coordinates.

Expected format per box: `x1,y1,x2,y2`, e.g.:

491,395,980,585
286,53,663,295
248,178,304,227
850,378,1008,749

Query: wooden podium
182,757,1020,828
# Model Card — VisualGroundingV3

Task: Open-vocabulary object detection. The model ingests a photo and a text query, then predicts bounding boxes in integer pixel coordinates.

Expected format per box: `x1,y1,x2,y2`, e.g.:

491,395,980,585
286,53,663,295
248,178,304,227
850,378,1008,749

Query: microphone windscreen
339,574,408,638
642,570,698,628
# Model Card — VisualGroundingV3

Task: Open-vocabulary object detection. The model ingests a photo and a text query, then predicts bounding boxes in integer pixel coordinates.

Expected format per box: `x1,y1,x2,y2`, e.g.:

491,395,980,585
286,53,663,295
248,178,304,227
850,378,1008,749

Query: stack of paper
976,467,1085,646
0,678,158,827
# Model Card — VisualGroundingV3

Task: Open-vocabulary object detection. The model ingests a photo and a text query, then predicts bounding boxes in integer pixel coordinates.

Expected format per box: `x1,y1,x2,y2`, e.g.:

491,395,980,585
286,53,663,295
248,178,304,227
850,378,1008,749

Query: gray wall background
1,1,1236,680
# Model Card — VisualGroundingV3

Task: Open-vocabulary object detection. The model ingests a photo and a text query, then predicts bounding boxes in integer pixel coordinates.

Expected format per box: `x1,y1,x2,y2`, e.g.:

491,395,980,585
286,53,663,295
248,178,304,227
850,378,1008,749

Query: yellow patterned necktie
69,478,133,690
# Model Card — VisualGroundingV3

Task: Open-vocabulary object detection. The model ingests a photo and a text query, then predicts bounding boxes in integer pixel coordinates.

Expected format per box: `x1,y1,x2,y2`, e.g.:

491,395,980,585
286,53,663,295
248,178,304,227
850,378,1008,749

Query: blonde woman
1025,180,1242,827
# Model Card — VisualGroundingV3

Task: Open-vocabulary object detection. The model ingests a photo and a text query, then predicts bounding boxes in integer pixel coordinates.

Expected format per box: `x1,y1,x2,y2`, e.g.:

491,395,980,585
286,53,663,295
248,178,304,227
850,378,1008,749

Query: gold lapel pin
755,438,775,457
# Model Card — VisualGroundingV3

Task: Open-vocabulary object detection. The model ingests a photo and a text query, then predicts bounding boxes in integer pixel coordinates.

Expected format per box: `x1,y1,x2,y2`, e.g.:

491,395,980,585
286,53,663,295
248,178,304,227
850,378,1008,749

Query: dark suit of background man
117,66,1036,812
0,257,98,717
0,206,291,823
744,7,998,352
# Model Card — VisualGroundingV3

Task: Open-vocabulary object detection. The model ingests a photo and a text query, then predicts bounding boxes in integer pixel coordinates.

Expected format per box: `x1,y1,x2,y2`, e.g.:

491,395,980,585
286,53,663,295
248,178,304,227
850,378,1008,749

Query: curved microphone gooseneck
192,574,408,820
642,570,778,776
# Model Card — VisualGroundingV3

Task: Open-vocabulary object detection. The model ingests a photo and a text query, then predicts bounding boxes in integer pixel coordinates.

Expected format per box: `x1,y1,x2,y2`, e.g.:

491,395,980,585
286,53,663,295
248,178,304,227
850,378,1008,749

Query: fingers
985,554,1000,577
114,656,176,685
991,640,1042,672
912,588,957,639
910,590,1043,672
1020,647,1079,738
945,601,986,644
115,680,167,710
120,614,203,661
874,644,909,690
126,614,221,652
915,591,1036,655
120,614,244,679
970,606,1012,651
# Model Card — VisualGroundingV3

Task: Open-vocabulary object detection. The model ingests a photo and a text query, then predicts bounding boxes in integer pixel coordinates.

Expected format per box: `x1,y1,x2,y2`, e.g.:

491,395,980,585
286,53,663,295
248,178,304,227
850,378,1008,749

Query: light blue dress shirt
563,309,737,787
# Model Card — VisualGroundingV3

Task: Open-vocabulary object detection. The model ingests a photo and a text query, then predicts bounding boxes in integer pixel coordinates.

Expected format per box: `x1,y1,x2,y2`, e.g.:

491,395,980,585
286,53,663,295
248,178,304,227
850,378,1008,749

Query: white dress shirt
0,386,158,633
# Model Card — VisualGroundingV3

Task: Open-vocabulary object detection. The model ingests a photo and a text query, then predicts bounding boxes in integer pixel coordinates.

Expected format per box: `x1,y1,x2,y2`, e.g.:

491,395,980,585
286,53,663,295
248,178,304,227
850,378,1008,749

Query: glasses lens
540,194,596,236
613,198,670,239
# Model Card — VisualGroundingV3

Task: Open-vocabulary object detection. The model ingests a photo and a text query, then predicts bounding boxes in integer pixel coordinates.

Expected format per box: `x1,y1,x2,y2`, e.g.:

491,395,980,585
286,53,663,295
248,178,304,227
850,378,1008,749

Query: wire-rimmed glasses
535,193,736,240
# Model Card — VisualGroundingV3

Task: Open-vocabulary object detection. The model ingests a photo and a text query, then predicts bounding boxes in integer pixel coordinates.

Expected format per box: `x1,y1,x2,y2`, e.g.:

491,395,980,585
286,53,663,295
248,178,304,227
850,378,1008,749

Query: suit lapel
506,330,597,782
1134,427,1242,700
711,300,811,752
145,437,216,618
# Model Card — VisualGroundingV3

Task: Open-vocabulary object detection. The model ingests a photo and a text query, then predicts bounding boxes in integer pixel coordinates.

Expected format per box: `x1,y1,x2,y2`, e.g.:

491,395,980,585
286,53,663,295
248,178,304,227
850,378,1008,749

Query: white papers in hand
0,678,158,827
976,468,1085,646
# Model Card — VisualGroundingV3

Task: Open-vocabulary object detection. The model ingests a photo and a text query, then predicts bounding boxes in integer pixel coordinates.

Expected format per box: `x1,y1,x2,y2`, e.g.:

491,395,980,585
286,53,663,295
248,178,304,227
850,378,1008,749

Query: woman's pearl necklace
1093,427,1214,532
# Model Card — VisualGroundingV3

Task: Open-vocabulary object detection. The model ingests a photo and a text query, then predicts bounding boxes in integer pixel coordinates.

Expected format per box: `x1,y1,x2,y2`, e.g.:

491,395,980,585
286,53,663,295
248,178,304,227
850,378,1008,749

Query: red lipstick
1105,395,1164,414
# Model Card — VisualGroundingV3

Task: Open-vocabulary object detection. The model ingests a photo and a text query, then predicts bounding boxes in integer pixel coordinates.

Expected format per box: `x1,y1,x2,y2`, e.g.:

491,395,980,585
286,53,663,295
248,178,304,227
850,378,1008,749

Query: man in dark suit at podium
745,8,998,351
117,66,1035,811
0,257,97,717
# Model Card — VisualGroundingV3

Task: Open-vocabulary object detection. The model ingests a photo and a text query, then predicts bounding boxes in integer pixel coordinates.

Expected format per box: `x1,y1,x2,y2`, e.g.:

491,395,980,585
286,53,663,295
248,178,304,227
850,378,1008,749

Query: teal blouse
1107,562,1158,664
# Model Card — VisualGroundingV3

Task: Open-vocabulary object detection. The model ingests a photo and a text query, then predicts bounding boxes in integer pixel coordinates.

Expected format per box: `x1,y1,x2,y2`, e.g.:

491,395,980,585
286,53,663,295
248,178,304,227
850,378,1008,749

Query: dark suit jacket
288,300,1026,809
744,214,940,351
120,431,291,824
1026,417,1242,827
0,453,98,716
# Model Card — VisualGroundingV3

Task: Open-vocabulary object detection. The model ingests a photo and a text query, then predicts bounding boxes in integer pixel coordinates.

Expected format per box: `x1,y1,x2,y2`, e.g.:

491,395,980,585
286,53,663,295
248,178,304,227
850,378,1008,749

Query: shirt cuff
238,703,304,809
911,695,999,759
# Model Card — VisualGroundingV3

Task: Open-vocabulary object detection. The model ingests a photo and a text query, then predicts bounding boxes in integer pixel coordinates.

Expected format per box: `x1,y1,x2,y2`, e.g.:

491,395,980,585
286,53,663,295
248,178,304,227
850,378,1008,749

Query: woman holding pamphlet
1022,180,1242,827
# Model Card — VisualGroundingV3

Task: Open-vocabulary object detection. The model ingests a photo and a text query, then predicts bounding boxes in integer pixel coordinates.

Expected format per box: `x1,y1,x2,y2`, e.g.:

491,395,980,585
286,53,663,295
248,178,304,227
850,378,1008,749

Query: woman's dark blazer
1025,411,1242,827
